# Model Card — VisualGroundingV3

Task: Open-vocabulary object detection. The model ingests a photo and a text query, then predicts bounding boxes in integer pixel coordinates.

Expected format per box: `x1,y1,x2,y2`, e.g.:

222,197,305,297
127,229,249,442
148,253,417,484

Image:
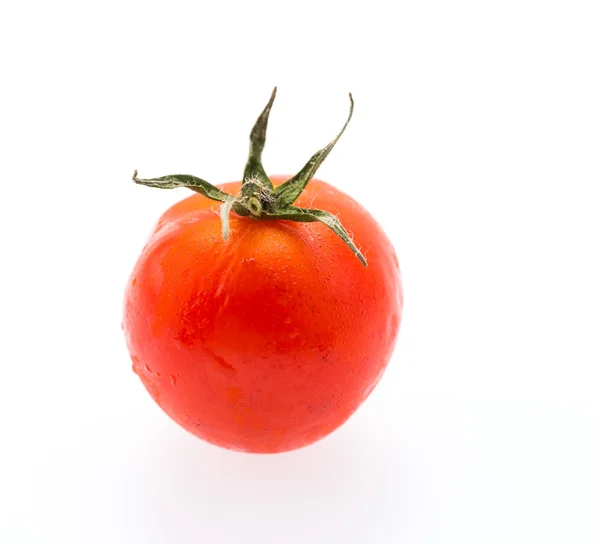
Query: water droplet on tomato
170,375,177,386
131,355,141,375
387,312,400,336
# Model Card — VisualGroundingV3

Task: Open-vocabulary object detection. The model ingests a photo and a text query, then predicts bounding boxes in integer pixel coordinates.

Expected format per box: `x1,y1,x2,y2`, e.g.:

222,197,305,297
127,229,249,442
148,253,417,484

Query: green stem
243,87,277,193
132,90,367,266
274,94,354,207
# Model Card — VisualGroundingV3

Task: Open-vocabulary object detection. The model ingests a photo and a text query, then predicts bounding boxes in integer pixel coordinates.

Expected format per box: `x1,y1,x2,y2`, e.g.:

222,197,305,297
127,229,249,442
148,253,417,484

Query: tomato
124,90,402,453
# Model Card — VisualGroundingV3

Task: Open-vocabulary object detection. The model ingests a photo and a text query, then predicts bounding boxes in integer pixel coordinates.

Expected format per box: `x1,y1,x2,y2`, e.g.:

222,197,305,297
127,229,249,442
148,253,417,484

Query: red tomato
123,175,402,453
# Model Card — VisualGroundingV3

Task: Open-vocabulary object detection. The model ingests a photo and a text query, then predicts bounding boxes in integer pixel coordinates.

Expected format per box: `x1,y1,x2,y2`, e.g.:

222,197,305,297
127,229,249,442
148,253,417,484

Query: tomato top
133,88,366,266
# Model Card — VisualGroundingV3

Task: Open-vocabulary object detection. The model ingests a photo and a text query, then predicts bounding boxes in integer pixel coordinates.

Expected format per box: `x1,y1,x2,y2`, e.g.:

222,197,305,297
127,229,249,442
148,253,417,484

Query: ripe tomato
124,90,402,453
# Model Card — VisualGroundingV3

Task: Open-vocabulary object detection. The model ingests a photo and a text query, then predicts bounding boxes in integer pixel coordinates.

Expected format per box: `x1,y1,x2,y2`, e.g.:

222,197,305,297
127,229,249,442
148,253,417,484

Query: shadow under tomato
123,417,412,543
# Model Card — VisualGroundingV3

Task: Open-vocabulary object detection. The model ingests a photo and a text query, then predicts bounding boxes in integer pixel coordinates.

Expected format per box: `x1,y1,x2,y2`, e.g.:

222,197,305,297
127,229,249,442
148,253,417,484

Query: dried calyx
133,88,366,266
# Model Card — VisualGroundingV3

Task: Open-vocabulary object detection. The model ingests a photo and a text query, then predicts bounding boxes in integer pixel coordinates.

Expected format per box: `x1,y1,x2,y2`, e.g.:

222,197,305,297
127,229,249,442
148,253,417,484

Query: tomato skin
124,176,402,453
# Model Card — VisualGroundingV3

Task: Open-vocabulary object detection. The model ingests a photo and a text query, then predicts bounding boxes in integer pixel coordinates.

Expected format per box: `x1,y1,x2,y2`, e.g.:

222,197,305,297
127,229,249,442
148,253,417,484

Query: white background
1,1,599,542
